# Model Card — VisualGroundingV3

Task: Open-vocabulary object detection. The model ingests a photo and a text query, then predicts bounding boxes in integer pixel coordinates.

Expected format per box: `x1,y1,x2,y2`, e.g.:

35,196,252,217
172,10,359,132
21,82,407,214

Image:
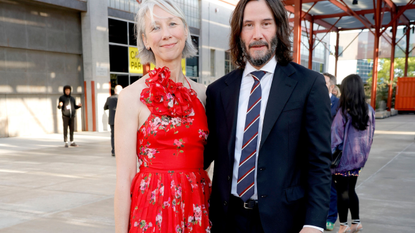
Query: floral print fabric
129,67,211,233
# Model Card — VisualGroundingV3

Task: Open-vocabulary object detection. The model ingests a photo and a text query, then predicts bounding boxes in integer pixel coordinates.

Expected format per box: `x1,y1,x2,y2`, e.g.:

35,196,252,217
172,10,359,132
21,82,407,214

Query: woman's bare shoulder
188,79,206,94
187,79,207,105
117,75,149,106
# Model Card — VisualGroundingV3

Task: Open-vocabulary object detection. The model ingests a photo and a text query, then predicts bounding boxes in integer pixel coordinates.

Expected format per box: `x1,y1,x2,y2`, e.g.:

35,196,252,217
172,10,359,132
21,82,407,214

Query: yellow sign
129,46,187,75
181,58,186,75
129,47,143,74
149,59,186,75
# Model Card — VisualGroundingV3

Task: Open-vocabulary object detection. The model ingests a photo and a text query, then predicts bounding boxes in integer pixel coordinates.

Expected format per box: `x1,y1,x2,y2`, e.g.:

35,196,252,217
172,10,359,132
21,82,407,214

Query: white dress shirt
230,57,323,233
231,57,276,200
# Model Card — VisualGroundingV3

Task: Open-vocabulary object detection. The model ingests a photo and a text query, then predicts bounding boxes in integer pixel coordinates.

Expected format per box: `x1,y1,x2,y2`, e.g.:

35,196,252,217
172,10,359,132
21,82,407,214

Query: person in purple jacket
331,74,375,233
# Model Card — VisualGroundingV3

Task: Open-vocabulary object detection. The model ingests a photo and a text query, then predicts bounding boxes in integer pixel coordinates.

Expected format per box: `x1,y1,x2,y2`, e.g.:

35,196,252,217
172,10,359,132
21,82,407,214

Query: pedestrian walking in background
324,73,340,119
58,85,82,148
323,73,340,231
104,85,123,157
331,74,375,233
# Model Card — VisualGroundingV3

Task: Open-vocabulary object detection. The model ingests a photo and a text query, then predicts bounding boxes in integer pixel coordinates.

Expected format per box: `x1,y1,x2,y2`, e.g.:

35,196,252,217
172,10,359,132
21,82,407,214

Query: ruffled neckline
140,66,197,117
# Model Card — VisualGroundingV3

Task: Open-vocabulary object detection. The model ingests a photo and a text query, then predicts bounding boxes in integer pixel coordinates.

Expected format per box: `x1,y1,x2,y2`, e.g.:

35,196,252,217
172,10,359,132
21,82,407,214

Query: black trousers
62,116,74,142
110,124,115,154
225,195,264,233
334,175,360,223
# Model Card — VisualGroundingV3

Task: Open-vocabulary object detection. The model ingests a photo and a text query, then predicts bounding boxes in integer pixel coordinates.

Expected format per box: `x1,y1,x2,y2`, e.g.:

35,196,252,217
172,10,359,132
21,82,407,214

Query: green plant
367,57,415,109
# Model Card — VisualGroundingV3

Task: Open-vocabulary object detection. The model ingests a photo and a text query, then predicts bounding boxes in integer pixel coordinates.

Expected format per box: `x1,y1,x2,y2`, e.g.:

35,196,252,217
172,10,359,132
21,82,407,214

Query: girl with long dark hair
331,74,375,233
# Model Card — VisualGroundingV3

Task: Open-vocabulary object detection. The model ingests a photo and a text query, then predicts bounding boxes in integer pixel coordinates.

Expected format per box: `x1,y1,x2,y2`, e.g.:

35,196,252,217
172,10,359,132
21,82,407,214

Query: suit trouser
327,177,338,223
62,116,74,142
226,195,264,233
110,124,115,154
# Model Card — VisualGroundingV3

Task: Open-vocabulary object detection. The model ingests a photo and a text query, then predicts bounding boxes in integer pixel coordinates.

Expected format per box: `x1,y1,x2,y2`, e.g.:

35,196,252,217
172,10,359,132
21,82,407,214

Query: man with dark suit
323,73,339,231
204,0,332,232
104,85,122,157
324,73,339,119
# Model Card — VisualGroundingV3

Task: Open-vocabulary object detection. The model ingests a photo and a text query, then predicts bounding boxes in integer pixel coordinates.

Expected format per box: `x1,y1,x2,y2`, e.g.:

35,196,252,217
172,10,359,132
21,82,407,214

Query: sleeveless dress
129,67,212,233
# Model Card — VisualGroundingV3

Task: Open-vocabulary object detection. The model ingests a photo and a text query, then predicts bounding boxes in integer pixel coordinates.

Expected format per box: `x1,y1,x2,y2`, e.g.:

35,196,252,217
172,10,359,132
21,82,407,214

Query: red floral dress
129,67,211,233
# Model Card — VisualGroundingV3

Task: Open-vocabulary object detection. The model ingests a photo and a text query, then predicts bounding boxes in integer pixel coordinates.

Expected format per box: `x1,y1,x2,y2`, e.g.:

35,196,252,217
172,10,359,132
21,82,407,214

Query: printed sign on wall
130,47,186,75
129,47,143,74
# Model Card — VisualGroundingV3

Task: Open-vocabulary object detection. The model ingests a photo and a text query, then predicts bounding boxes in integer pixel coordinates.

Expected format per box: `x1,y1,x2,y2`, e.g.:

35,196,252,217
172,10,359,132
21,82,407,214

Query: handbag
331,149,343,168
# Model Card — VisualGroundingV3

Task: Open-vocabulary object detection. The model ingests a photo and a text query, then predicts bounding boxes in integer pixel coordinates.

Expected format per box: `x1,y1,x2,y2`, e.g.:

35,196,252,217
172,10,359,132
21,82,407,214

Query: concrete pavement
0,115,415,232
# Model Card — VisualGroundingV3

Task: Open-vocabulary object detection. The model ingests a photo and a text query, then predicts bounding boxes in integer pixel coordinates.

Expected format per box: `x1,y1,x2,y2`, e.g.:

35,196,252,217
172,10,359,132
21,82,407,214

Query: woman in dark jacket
331,74,375,233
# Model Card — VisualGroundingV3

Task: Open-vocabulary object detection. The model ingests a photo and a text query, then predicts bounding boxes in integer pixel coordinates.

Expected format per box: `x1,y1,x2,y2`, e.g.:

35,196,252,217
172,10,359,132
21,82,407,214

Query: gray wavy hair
135,0,197,65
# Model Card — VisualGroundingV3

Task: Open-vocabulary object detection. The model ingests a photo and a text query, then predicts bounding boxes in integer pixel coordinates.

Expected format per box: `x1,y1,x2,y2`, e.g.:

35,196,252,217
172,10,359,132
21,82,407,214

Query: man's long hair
339,74,369,130
229,0,292,68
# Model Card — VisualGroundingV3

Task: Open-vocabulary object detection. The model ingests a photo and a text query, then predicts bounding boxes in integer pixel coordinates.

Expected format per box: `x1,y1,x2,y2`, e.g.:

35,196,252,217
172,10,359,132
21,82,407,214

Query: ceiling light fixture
352,0,358,4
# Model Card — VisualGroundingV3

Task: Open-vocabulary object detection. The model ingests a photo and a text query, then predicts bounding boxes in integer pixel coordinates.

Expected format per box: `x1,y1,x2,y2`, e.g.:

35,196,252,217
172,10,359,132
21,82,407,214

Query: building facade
0,0,332,138
0,0,236,137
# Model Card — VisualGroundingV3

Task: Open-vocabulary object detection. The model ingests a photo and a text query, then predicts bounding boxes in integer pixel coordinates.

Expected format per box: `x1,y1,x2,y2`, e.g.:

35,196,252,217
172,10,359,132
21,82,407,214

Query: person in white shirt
204,0,332,232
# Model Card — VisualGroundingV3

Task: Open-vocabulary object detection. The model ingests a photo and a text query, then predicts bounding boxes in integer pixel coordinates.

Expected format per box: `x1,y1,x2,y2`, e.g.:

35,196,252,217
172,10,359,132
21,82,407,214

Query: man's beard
241,36,278,67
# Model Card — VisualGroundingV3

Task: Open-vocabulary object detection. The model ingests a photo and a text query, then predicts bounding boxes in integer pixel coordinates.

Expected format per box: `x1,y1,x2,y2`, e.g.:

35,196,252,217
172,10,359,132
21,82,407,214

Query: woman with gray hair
114,0,211,232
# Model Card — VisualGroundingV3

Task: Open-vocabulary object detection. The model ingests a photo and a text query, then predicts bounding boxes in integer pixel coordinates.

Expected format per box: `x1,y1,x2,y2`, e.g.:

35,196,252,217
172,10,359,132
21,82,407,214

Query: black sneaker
112,153,115,157
70,142,78,147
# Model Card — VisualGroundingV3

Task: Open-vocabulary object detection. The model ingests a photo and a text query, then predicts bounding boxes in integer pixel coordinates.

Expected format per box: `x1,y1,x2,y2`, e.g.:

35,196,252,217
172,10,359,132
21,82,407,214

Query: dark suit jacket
204,62,332,233
104,94,119,125
330,94,339,118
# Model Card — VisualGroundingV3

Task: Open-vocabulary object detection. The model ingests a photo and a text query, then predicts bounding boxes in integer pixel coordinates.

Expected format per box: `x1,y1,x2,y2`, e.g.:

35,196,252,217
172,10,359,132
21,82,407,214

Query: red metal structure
395,77,415,111
283,0,415,110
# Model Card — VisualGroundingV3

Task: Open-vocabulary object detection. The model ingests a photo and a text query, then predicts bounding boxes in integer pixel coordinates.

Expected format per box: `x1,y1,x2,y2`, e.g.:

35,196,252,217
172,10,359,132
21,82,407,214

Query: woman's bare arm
114,87,140,233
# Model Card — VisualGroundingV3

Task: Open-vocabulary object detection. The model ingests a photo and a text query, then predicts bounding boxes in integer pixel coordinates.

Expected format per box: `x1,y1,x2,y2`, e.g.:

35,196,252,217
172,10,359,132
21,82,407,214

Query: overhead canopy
283,0,415,32
283,0,415,110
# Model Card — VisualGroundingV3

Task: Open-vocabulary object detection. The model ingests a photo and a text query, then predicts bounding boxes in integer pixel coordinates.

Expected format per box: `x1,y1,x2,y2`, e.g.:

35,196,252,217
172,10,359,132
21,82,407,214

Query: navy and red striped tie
237,70,266,202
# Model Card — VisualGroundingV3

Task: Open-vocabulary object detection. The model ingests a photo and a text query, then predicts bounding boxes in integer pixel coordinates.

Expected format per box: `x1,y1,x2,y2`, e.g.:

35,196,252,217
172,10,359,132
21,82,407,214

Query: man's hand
59,102,63,107
299,227,322,233
77,103,82,107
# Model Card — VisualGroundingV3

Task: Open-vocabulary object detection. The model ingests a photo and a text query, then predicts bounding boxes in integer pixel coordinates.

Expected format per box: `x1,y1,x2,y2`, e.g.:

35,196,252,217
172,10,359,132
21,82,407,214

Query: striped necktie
237,70,266,202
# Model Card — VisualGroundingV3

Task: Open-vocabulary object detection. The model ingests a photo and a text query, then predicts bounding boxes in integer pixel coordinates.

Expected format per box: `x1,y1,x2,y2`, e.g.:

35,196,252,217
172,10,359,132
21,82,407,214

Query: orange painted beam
84,81,88,131
370,0,382,109
404,28,410,77
308,19,314,69
380,0,415,35
387,15,397,111
292,0,302,64
313,7,389,19
91,81,96,132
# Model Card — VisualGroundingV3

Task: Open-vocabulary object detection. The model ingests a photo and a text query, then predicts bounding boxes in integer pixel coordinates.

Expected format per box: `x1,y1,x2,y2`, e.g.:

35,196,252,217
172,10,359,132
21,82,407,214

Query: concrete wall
0,1,83,137
200,0,234,85
81,0,110,132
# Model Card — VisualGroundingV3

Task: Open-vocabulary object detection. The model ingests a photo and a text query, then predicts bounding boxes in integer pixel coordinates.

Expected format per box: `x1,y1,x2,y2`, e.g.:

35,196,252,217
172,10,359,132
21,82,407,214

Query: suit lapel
260,63,298,149
220,69,243,164
220,69,243,132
